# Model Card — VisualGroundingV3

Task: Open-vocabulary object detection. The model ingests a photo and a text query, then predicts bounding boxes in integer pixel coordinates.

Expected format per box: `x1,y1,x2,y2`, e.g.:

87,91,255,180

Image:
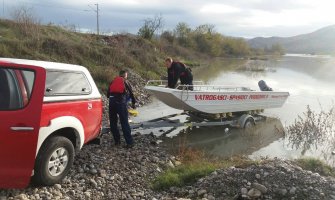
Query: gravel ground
2,132,335,200
0,132,179,200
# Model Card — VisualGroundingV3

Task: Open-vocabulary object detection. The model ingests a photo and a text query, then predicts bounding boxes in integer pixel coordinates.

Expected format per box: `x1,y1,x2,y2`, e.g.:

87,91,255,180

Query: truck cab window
0,68,35,110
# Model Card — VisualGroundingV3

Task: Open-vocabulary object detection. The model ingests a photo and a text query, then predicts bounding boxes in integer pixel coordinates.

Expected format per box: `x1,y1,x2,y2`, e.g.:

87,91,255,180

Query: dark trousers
109,97,133,145
181,76,193,91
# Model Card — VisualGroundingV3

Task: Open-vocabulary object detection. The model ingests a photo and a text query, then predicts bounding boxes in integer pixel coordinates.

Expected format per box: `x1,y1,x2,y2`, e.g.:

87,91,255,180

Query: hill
248,25,335,54
0,19,205,91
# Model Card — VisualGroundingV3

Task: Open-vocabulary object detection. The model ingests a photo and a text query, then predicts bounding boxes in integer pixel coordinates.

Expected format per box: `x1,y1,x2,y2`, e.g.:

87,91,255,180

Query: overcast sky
3,0,335,38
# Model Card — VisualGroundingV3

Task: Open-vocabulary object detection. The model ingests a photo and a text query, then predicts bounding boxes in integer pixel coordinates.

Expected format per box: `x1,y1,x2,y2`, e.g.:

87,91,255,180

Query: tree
161,30,175,43
138,14,164,40
174,22,195,48
194,24,215,35
193,24,220,56
270,43,285,55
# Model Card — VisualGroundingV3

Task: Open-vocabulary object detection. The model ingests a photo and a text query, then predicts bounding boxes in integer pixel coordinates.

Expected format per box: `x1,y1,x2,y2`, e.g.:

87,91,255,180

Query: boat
144,80,289,114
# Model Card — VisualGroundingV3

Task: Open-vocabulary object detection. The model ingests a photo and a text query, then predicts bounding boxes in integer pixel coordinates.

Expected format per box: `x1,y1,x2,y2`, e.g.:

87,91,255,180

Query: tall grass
286,105,335,165
295,157,335,177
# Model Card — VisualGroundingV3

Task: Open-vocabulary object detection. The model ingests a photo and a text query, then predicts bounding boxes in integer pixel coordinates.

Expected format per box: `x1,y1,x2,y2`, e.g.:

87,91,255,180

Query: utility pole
87,3,99,35
96,3,99,36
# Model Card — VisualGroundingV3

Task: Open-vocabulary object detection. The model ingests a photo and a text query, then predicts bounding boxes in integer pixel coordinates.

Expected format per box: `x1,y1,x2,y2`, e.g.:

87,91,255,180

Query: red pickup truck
0,58,103,188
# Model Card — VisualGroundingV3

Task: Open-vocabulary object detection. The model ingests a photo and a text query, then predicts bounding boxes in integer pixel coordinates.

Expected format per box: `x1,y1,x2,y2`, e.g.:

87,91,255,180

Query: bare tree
10,6,40,37
138,14,164,40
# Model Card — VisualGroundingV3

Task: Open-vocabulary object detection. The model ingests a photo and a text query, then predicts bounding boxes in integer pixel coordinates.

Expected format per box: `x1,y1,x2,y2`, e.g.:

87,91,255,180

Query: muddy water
134,54,335,165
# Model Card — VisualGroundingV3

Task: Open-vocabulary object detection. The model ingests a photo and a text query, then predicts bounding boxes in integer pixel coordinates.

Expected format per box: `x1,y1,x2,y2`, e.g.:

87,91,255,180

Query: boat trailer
129,112,266,130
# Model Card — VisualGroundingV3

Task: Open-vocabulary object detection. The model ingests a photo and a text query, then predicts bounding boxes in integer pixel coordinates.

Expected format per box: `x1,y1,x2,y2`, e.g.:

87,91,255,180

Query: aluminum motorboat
144,80,289,114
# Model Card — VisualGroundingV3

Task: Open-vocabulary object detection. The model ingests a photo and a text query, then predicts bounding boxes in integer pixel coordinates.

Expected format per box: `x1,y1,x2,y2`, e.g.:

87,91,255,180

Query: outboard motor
258,80,273,91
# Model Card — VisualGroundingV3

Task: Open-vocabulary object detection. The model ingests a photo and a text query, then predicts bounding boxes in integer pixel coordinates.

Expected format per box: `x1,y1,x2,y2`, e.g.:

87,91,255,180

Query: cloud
200,4,240,14
4,0,335,37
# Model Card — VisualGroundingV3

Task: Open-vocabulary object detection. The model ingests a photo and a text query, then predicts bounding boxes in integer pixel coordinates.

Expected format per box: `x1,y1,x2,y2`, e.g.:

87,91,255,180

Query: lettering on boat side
194,94,274,101
195,94,228,100
249,94,268,99
229,95,249,100
271,95,288,98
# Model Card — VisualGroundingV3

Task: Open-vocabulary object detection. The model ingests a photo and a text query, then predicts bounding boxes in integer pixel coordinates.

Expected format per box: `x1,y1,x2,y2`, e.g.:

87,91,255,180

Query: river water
134,54,335,165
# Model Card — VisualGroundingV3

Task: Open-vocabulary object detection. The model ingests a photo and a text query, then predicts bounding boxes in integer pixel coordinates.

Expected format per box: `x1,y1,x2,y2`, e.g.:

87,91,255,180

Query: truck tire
32,136,74,186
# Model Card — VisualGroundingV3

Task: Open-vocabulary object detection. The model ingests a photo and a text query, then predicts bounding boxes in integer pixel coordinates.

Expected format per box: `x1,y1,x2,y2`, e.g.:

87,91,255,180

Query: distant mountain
247,25,335,54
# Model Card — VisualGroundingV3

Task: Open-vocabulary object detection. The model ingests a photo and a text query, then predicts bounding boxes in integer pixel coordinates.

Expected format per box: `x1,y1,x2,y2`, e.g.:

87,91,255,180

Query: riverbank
1,132,335,200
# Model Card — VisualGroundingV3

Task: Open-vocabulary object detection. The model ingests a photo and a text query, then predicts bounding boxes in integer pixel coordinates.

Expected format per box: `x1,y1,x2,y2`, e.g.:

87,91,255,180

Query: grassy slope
0,19,204,91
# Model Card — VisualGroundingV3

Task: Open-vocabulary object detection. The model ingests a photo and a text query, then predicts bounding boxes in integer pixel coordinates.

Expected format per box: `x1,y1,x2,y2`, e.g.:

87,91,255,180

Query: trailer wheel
32,136,74,186
244,118,255,129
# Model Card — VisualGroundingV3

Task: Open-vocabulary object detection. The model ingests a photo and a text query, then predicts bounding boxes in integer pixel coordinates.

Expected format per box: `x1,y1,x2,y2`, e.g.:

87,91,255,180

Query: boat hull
145,86,289,114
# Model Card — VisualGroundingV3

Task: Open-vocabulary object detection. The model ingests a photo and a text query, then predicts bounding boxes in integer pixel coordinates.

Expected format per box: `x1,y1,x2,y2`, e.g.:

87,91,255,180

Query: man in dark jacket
165,57,193,90
107,70,136,148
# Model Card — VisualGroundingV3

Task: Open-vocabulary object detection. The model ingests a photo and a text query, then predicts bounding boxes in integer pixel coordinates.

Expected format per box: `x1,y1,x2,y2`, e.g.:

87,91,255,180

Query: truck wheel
32,136,74,186
244,118,255,129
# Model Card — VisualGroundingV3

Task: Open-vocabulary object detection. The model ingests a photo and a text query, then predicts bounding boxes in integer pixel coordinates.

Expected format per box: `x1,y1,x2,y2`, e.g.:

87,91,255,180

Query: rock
174,160,182,166
241,187,248,195
188,189,195,195
252,183,267,193
34,194,40,199
54,184,62,190
278,188,288,196
84,191,91,198
78,167,84,173
289,186,297,194
99,169,107,178
151,156,160,163
247,188,262,198
197,189,207,196
90,168,98,174
90,178,98,188
166,160,175,168
255,174,261,179
15,194,30,200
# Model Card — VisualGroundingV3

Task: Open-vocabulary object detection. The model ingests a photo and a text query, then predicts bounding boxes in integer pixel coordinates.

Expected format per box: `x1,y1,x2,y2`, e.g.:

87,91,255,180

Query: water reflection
163,117,285,158
280,55,335,83
192,58,247,83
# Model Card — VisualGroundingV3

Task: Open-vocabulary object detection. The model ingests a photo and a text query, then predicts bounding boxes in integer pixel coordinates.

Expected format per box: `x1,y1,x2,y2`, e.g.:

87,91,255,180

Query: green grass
295,157,335,177
151,144,259,191
151,162,216,190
